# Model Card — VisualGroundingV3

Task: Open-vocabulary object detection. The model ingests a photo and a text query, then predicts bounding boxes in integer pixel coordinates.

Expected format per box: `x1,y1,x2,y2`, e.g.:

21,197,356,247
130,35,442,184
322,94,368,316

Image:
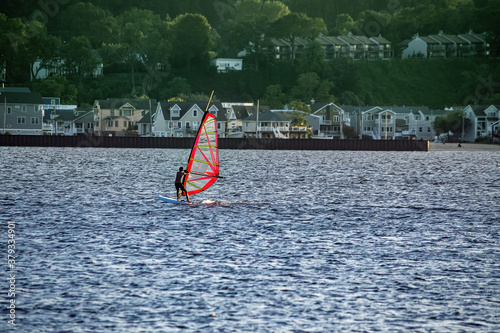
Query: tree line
0,0,499,109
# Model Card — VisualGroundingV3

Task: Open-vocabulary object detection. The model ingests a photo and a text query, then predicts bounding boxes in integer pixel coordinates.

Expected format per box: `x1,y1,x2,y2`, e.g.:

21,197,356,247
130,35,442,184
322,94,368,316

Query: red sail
184,111,219,195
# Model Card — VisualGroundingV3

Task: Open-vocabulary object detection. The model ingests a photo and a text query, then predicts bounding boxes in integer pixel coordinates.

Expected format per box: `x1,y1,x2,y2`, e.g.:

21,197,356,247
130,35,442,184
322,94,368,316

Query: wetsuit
175,171,188,198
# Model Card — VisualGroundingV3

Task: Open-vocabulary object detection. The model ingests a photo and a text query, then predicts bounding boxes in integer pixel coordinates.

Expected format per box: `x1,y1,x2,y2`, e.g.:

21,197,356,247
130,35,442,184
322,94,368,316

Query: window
7,107,12,114
123,121,127,127
185,121,191,129
193,110,197,117
110,110,115,116
333,116,339,122
31,117,39,124
427,127,431,132
17,117,26,124
121,108,133,117
115,120,118,127
177,121,182,129
172,108,180,117
22,105,27,112
419,127,423,132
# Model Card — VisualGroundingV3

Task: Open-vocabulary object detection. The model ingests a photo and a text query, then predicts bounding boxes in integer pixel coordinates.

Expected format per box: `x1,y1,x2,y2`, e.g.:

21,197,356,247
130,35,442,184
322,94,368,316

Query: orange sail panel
185,112,219,195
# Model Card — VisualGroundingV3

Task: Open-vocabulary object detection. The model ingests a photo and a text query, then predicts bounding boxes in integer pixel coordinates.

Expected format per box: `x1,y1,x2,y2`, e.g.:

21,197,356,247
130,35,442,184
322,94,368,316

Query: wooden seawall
0,135,429,151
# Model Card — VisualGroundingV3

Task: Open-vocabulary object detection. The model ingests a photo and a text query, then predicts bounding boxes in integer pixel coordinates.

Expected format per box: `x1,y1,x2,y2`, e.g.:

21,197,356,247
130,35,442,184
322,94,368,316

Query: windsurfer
175,167,190,202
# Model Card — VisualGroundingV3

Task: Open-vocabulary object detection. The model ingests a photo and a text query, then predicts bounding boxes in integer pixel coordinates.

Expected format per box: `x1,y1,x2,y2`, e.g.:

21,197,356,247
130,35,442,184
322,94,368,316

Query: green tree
298,40,325,74
291,72,320,102
102,8,170,95
331,13,356,36
271,13,327,63
262,84,288,109
433,109,469,137
229,0,290,55
57,2,116,48
33,76,77,104
170,13,215,71
61,36,101,86
0,14,27,82
288,100,310,125
9,16,61,81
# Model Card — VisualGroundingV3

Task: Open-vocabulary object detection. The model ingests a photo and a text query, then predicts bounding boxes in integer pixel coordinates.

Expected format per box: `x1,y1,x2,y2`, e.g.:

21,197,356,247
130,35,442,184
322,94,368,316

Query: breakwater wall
0,135,429,151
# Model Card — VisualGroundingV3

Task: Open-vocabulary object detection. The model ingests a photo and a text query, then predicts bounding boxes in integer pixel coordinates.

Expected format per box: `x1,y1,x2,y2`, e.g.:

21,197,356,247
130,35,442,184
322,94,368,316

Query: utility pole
256,100,259,138
1,92,5,134
52,99,56,135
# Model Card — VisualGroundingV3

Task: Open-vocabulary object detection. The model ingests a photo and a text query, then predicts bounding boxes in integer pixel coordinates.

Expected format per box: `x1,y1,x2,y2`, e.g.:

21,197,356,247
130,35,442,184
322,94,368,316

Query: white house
152,102,227,138
211,58,243,73
463,104,500,142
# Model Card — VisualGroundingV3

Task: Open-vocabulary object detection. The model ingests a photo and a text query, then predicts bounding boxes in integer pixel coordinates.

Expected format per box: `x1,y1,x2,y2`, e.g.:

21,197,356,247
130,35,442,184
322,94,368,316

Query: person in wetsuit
175,167,190,202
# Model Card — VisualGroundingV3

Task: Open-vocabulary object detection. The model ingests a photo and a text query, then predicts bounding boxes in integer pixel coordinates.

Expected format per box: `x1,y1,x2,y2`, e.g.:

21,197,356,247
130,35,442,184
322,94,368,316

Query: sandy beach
429,142,500,151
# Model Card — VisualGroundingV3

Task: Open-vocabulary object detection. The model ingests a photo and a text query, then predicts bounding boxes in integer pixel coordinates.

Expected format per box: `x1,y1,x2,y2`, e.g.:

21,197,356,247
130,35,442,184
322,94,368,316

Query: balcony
257,126,289,132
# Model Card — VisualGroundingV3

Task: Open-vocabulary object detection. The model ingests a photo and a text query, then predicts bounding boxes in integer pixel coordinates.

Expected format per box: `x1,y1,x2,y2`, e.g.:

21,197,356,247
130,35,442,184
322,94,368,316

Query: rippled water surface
1,147,499,332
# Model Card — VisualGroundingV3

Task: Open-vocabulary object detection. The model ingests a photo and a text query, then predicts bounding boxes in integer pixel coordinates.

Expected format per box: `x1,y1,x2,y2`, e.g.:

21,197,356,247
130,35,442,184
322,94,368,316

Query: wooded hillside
0,0,498,108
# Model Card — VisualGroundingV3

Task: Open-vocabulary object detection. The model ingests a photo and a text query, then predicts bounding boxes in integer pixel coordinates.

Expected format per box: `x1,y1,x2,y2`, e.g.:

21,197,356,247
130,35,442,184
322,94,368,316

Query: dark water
1,147,499,332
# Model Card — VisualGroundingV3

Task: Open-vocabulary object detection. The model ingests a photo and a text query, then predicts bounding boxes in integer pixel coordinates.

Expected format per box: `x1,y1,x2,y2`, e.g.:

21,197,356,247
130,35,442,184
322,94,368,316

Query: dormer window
120,108,134,117
171,107,180,117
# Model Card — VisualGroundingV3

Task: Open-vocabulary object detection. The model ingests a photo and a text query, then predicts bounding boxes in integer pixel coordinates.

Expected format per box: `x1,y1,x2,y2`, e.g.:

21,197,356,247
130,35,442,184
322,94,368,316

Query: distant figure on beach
458,143,462,148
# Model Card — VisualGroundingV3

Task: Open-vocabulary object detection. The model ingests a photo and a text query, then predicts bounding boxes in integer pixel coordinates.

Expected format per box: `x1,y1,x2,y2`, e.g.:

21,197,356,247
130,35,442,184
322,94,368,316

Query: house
137,111,154,136
211,58,243,72
402,30,489,59
266,33,393,61
93,98,157,136
407,107,445,141
242,111,291,138
0,87,43,135
492,120,500,143
225,104,268,138
349,105,438,140
31,58,104,80
43,107,94,135
306,102,345,138
152,102,227,138
463,105,500,142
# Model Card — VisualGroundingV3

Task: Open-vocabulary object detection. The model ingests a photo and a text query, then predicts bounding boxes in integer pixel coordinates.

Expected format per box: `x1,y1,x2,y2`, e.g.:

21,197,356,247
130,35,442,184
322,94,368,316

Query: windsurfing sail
183,91,220,196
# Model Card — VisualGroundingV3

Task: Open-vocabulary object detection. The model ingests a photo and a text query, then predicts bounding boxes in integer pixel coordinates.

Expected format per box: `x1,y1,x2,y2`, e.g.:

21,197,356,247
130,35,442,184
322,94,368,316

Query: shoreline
429,142,500,151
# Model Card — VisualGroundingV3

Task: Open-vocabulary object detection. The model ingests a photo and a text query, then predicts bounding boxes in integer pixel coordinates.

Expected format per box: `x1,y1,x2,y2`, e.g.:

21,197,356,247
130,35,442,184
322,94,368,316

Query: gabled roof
43,108,91,122
74,109,93,123
0,91,43,104
95,98,157,110
338,34,364,45
137,111,153,124
310,102,342,114
318,35,349,46
231,105,270,119
470,105,489,117
158,101,227,121
429,34,454,44
370,35,391,44
0,87,31,93
243,111,289,122
354,35,377,45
